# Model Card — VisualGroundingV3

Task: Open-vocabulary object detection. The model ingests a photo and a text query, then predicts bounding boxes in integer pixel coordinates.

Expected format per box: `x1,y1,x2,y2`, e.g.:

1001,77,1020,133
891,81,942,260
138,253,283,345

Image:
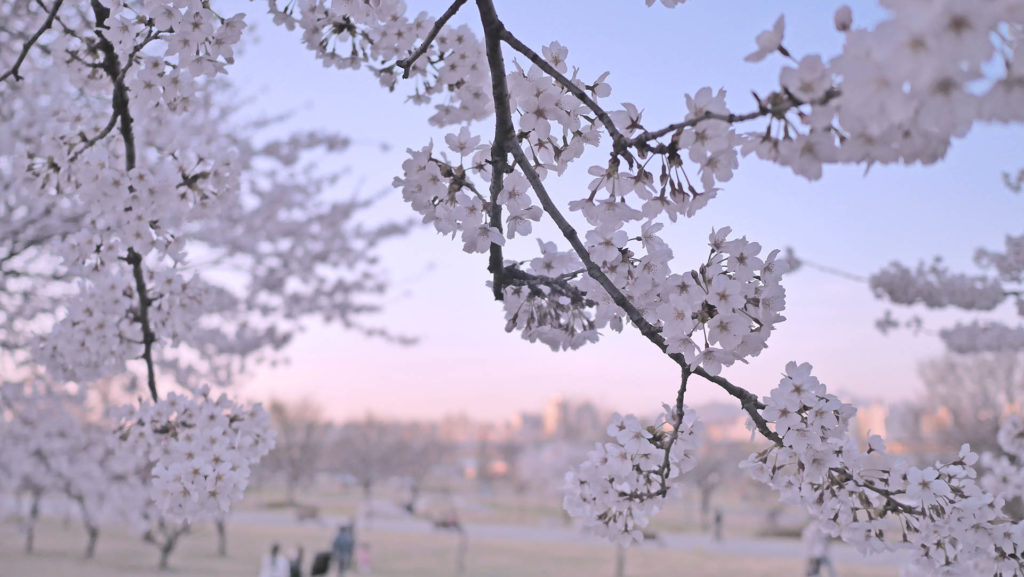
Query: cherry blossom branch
395,0,468,78
477,0,511,300
627,87,839,149
501,265,594,306
69,107,119,163
497,28,632,160
481,3,790,452
651,368,690,496
507,137,782,446
829,468,921,517
91,0,136,171
125,248,158,402
0,0,64,83
692,367,780,444
499,24,839,162
91,0,160,399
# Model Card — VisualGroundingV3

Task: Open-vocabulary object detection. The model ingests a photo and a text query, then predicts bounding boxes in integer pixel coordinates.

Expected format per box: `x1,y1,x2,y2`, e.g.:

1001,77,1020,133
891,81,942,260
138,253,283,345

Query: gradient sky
223,0,1022,421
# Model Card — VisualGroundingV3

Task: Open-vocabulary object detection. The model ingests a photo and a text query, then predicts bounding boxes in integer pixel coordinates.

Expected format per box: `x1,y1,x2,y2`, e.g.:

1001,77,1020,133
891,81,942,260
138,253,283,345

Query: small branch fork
0,0,65,83
395,0,468,78
501,265,594,306
475,1,782,446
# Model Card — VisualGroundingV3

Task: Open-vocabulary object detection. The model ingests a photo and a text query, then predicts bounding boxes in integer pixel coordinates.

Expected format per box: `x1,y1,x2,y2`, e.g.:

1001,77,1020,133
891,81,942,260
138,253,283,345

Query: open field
0,514,901,577
241,479,809,539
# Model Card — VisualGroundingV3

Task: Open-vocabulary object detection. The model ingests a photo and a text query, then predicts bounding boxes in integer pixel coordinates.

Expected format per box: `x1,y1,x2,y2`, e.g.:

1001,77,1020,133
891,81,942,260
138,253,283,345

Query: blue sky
224,0,1023,420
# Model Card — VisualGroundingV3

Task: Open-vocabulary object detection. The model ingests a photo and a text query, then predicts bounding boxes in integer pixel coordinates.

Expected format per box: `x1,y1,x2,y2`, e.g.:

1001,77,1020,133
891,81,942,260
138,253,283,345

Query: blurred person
310,551,332,576
290,546,305,577
803,522,837,577
260,543,291,577
332,523,356,576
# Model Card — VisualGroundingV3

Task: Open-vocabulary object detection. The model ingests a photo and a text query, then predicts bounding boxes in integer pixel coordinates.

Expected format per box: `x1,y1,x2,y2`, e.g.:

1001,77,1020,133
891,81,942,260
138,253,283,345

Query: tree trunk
78,497,99,559
362,481,373,520
614,545,626,577
84,524,99,559
455,530,468,576
24,492,40,554
215,518,227,557
159,537,176,570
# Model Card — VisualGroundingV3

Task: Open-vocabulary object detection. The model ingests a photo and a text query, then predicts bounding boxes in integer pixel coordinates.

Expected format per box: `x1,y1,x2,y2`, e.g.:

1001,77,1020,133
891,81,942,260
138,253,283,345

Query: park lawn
0,517,898,577
241,479,799,541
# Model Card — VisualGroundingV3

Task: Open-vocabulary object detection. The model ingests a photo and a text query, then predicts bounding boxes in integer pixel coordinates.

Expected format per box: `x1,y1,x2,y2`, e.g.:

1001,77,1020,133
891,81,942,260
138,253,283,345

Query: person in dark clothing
289,546,305,577
331,523,356,576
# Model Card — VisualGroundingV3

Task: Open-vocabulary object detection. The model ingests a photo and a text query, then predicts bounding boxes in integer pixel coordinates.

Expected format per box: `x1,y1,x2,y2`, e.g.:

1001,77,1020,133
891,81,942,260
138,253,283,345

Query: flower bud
834,5,852,32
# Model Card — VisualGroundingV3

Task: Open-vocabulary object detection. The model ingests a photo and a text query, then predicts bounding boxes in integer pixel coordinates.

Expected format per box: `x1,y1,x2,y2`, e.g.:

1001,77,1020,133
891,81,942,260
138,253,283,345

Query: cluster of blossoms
740,0,1024,175
269,0,492,126
743,362,1024,575
563,404,702,544
110,386,275,523
3,0,407,393
36,268,210,384
870,260,1006,312
939,322,1024,355
22,0,247,269
501,226,788,375
979,416,1024,504
869,230,1024,354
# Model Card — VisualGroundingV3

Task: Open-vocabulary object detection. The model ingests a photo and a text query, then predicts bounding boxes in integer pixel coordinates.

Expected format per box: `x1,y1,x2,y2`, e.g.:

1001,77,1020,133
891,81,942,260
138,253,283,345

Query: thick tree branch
395,0,468,78
692,367,779,444
477,0,512,300
0,0,65,83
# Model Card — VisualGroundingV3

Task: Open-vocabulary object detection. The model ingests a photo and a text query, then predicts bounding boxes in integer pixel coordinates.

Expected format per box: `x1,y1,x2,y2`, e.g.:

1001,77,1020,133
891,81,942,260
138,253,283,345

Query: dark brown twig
125,248,157,402
0,0,65,83
499,28,632,160
395,0,468,78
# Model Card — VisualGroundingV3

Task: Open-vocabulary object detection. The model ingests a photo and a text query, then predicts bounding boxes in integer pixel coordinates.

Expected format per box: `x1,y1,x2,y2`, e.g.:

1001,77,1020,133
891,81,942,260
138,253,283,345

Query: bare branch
630,88,840,149
395,0,468,78
125,248,158,402
0,0,65,83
